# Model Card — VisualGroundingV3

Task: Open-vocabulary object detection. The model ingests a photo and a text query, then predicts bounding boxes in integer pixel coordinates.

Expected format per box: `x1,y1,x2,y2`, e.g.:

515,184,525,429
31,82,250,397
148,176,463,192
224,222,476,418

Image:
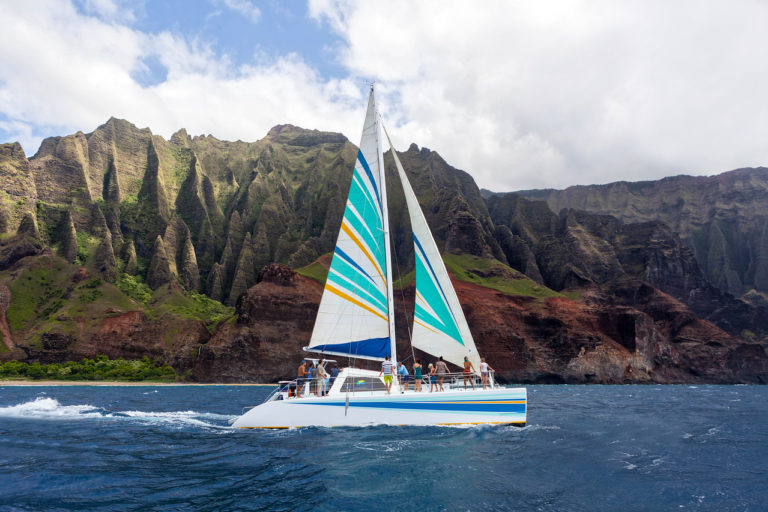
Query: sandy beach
0,380,273,386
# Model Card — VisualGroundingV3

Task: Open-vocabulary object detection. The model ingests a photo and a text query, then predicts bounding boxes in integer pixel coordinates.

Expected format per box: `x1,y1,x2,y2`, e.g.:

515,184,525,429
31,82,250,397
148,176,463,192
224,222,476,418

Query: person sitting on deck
398,361,410,393
379,356,395,394
463,356,476,390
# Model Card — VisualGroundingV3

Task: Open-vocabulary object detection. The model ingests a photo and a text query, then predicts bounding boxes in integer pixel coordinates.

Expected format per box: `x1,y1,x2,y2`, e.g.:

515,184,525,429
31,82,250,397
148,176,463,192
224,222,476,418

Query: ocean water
0,385,765,512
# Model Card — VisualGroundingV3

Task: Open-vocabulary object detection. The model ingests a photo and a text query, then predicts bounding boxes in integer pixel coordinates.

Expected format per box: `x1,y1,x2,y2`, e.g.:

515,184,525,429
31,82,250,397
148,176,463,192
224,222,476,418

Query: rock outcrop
1,115,766,383
516,168,768,296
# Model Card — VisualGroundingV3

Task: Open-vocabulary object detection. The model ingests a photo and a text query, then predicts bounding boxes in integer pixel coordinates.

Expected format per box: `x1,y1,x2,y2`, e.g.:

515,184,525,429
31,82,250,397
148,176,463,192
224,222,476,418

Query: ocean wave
0,397,104,419
0,397,235,430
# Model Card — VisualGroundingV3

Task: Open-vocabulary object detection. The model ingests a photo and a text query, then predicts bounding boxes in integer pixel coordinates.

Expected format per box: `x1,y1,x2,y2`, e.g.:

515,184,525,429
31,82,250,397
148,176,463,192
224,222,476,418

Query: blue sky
119,0,347,86
1,0,766,191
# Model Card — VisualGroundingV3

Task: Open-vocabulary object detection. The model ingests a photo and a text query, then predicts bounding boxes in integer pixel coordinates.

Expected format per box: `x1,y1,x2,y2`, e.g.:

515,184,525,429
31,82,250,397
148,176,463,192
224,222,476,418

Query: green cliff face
515,168,768,297
1,117,766,382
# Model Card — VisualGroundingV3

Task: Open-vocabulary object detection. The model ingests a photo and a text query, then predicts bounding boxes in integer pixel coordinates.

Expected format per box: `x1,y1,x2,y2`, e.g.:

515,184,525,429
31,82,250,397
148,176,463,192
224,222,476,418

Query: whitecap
0,397,235,430
0,397,103,419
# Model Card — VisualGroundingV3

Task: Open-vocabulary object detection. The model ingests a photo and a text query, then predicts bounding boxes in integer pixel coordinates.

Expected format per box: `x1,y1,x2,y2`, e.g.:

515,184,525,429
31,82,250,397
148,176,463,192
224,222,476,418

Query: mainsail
383,126,482,372
305,89,393,360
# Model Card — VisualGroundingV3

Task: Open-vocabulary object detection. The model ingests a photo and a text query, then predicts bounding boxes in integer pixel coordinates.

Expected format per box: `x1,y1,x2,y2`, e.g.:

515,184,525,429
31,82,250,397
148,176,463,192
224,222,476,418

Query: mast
373,86,397,363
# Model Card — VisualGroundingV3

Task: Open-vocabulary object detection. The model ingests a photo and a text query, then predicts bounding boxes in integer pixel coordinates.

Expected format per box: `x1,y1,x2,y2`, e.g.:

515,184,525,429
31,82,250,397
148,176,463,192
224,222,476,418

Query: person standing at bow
480,358,494,390
379,356,395,394
462,356,476,390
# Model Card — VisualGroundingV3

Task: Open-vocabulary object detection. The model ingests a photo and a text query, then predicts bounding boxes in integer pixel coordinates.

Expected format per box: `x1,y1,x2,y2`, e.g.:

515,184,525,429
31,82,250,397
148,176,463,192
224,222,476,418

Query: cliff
515,168,768,297
0,117,766,383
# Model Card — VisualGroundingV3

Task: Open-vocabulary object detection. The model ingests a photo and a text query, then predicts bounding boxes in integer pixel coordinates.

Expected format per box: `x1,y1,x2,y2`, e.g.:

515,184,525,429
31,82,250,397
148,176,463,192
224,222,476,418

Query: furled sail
305,89,392,360
383,125,482,372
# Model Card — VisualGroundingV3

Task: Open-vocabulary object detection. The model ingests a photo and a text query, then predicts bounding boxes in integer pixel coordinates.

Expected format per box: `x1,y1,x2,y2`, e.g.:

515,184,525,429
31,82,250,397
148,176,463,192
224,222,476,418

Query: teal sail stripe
414,303,450,335
343,210,385,274
306,87,391,361
327,268,388,313
333,246,375,286
414,250,463,344
350,171,380,230
414,235,458,326
356,149,382,214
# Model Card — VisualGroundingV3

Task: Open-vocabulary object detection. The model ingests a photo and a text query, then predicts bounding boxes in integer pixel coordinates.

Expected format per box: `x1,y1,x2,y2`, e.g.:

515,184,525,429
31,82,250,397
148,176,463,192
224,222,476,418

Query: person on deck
316,359,328,396
480,358,494,390
296,360,308,398
329,365,340,389
413,359,423,392
398,361,409,393
379,356,395,394
308,362,317,396
435,356,449,392
428,363,437,392
463,356,476,390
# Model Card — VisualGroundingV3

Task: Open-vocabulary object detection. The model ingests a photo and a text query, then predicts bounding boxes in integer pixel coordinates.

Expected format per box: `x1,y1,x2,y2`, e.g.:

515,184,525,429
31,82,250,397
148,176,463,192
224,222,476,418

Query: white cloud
79,0,137,23
217,0,261,24
309,0,768,190
1,0,766,192
0,0,362,158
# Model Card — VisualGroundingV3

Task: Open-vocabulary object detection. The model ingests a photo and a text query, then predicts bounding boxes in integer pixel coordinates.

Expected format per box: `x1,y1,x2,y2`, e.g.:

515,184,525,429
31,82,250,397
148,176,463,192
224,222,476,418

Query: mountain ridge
1,117,766,383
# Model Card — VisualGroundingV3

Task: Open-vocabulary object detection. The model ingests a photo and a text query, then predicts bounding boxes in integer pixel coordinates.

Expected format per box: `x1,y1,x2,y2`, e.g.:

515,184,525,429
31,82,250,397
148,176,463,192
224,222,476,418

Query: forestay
305,90,391,360
383,125,482,372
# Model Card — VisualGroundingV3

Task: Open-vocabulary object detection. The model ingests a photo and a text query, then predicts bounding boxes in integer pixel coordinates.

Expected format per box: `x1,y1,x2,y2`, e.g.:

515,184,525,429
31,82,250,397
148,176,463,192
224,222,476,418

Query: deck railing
266,371,497,402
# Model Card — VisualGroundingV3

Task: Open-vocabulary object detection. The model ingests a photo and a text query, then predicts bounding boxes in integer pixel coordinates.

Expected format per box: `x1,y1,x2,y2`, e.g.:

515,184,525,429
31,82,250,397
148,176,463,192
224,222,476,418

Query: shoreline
0,380,274,386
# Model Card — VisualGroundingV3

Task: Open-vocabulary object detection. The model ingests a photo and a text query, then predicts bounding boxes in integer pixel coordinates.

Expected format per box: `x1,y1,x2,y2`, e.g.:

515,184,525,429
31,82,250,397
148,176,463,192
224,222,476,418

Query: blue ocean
0,385,765,511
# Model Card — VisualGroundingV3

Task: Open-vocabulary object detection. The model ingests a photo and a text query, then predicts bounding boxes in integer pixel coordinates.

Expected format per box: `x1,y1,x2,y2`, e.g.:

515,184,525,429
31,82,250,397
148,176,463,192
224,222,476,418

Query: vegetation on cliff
0,116,765,383
0,355,176,381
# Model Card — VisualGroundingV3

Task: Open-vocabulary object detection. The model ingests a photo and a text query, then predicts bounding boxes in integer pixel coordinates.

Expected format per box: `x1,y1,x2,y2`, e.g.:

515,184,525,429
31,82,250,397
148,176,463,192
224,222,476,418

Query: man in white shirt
379,356,395,394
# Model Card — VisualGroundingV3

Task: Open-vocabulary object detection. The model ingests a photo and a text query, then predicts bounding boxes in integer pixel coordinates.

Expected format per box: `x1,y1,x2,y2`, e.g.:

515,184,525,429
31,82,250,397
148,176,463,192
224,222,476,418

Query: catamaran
232,87,527,428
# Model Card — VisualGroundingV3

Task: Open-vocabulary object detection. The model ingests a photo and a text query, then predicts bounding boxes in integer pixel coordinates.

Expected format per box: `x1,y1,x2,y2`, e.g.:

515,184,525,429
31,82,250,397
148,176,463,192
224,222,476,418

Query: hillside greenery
0,355,177,381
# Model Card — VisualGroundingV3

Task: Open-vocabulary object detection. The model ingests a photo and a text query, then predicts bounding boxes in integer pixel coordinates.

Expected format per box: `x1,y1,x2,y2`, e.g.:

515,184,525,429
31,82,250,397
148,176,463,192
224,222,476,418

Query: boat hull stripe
291,400,526,413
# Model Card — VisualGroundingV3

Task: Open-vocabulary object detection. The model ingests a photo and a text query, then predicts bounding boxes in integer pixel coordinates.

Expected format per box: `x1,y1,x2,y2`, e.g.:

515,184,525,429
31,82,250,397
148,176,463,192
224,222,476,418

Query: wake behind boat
233,86,527,428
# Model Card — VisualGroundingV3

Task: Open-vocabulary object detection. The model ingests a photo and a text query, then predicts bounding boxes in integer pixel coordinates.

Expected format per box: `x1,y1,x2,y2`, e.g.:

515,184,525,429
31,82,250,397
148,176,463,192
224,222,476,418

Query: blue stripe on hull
294,400,526,414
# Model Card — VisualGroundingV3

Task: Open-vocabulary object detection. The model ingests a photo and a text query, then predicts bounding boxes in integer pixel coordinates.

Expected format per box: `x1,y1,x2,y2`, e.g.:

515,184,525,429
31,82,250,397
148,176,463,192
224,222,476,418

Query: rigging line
380,121,417,366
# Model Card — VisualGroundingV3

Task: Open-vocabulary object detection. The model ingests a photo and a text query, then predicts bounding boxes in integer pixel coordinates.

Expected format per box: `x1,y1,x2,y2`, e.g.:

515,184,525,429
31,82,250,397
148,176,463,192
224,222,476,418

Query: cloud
1,0,766,192
78,0,137,23
0,0,362,158
217,0,261,24
309,0,768,190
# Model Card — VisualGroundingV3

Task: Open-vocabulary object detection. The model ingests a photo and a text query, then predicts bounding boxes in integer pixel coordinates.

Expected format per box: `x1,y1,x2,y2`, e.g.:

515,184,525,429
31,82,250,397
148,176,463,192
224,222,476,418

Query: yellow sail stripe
325,283,388,322
340,221,385,285
415,318,442,336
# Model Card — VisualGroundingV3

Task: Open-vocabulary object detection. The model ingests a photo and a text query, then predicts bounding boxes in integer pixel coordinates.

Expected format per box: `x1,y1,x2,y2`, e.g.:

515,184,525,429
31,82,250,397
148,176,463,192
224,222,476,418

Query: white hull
233,386,527,429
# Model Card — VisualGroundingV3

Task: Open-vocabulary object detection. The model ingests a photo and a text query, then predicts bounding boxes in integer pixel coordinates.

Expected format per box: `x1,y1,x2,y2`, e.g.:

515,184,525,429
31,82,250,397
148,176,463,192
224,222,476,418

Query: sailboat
232,87,527,428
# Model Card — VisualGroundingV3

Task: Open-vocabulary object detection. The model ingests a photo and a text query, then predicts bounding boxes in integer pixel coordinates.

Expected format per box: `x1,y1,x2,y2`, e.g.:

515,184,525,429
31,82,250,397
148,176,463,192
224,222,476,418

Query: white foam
111,410,235,429
0,397,102,419
0,397,236,430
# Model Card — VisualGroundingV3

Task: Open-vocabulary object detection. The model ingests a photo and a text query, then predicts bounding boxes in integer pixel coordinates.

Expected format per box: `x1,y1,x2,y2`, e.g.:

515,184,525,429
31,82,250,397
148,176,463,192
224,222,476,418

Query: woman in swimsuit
462,356,475,390
413,359,423,392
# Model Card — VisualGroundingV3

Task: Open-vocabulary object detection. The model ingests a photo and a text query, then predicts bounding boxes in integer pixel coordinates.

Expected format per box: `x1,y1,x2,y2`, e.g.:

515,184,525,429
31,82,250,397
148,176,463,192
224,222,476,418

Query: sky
1,0,766,192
